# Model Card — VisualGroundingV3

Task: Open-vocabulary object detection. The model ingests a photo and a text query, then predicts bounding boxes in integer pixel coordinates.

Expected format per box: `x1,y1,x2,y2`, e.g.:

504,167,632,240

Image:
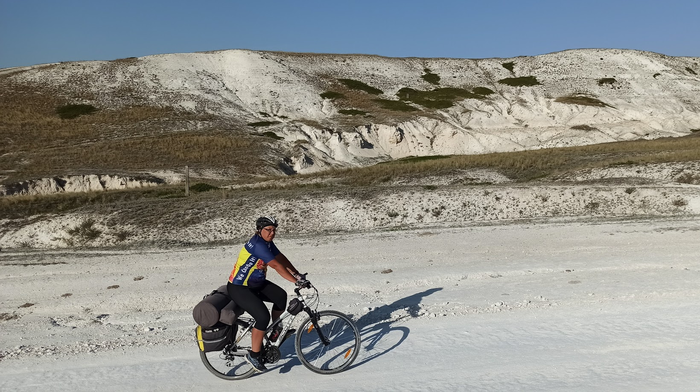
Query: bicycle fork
307,311,331,346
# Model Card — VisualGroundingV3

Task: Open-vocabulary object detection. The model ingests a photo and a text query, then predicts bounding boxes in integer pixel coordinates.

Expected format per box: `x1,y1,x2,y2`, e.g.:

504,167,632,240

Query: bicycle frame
230,285,319,355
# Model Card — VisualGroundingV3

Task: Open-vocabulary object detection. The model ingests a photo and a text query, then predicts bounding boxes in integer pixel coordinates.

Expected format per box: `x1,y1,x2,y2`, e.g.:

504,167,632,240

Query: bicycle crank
264,346,281,364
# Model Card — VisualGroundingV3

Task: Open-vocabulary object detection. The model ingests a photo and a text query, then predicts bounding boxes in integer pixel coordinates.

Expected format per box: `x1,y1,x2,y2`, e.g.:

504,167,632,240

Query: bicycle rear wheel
199,323,255,380
295,310,361,374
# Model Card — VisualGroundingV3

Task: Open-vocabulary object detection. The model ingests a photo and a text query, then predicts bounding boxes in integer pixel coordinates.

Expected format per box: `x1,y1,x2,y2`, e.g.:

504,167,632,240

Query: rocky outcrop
0,175,165,196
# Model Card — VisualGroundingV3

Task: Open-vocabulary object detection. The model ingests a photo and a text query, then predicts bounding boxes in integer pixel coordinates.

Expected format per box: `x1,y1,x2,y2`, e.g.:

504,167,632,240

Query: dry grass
325,133,700,186
0,80,262,182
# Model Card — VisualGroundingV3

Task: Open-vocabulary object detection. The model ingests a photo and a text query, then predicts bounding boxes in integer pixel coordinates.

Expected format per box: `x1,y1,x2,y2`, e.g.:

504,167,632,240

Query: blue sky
1,0,699,69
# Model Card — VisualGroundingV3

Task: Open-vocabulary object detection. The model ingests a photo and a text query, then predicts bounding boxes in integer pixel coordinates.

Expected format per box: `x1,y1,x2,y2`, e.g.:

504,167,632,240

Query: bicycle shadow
351,287,443,368
272,287,443,374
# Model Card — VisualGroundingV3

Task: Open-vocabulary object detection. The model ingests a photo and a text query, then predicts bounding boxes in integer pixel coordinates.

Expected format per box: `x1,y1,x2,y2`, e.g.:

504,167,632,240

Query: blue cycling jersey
228,234,280,287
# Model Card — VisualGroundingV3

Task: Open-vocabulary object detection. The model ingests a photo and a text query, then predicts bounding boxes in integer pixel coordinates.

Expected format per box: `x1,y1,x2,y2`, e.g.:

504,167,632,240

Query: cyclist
227,216,308,372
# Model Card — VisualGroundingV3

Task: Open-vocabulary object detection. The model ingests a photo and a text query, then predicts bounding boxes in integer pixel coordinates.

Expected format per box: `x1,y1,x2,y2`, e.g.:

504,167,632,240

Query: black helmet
255,216,278,231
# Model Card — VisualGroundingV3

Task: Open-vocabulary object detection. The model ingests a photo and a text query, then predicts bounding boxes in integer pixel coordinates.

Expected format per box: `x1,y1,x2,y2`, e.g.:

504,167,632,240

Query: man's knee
253,312,271,330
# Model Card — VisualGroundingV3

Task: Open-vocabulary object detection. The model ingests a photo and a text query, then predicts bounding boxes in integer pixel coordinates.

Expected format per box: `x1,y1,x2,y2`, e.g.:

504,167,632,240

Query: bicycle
196,282,361,380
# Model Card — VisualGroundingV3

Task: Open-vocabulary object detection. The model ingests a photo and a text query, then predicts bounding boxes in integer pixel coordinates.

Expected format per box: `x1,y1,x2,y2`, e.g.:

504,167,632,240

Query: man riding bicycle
227,216,308,372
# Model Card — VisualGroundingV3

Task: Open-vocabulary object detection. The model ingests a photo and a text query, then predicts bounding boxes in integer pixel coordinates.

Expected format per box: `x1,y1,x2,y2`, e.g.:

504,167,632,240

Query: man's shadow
274,287,442,373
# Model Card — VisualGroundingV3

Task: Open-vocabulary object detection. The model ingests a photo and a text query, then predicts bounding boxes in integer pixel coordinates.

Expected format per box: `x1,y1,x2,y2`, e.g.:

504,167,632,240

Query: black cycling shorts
227,281,287,330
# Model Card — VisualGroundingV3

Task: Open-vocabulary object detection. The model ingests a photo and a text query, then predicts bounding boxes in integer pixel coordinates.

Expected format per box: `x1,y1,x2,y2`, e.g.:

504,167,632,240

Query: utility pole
185,165,190,197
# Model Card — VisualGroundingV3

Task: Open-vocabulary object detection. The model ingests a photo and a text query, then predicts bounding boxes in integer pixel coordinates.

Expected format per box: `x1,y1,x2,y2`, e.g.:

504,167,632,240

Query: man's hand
294,273,311,288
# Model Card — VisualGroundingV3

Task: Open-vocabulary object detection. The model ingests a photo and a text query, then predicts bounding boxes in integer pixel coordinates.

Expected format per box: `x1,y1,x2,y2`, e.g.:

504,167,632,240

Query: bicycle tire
199,323,256,380
294,310,361,374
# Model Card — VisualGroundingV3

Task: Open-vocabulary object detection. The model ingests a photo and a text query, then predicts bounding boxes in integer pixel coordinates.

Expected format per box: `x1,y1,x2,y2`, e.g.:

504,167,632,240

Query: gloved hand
294,273,311,289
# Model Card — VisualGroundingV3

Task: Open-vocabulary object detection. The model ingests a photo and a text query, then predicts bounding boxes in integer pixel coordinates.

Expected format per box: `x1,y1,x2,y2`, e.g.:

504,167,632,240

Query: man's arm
268,253,300,283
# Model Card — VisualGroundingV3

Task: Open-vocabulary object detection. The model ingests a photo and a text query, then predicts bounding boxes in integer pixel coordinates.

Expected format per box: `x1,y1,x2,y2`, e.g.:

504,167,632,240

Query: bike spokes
295,310,361,374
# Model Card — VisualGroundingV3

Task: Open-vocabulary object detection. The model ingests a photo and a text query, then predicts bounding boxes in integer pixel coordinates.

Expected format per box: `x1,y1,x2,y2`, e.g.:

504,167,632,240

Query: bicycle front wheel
295,310,361,374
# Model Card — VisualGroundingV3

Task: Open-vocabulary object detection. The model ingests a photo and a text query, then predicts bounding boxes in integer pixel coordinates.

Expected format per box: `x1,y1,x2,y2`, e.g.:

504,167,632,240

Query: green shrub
262,131,283,140
248,121,280,127
686,67,697,75
598,78,617,85
555,95,610,107
502,62,515,73
497,76,541,87
189,183,219,193
373,99,417,112
570,124,598,131
320,91,345,99
421,68,440,85
56,104,98,119
472,87,495,96
338,79,383,95
338,109,368,116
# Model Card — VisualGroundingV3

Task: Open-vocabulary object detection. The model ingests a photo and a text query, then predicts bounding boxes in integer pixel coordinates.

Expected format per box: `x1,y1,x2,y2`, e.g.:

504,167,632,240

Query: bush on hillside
421,68,440,85
338,79,383,95
56,104,98,119
497,76,541,87
502,62,515,72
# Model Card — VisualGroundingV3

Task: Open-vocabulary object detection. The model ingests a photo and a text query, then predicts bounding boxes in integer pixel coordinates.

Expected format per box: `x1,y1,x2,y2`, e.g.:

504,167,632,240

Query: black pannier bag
195,322,235,352
193,285,244,328
193,285,244,352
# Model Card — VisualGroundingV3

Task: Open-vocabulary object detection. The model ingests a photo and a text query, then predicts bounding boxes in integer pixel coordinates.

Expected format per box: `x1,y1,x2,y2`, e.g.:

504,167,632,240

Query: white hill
5,48,700,174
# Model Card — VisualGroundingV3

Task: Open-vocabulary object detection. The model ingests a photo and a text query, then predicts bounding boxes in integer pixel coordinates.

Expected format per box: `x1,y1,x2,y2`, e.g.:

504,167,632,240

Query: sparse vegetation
67,219,102,243
115,230,131,242
686,67,697,75
598,78,617,86
497,76,540,87
585,201,600,211
330,133,700,185
0,313,20,321
502,62,515,73
676,172,700,184
372,99,417,112
672,198,688,207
